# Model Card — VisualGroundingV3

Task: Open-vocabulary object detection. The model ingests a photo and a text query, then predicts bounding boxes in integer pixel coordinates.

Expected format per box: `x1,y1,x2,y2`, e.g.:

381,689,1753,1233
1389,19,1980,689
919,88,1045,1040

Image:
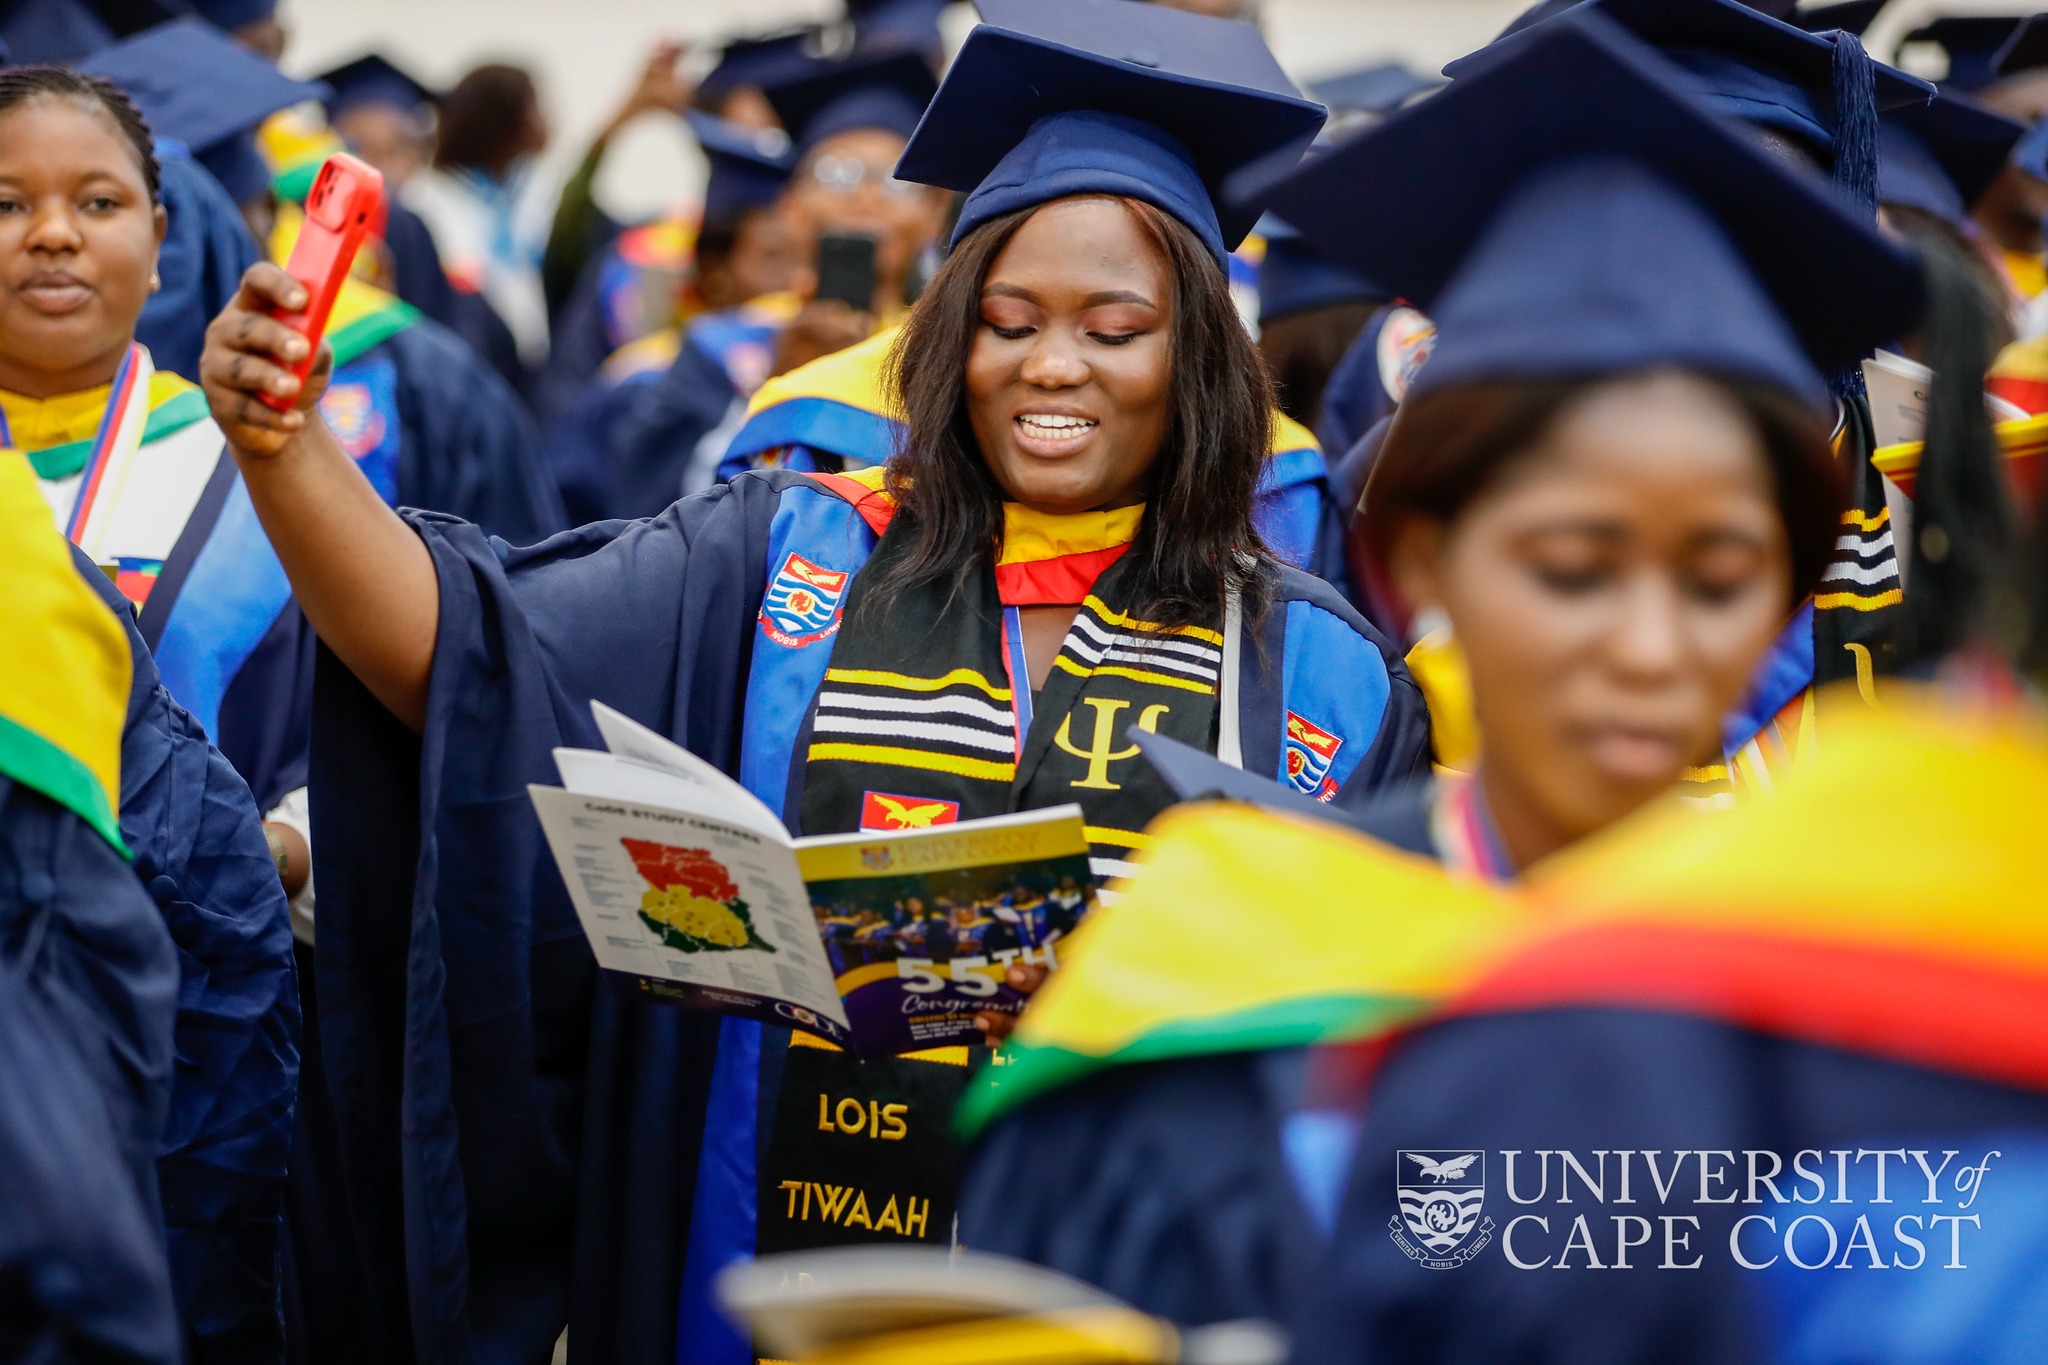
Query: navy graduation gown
138,151,264,386
0,776,181,1365
957,784,1436,1327
308,470,1429,1365
1291,1009,2048,1364
80,548,302,1364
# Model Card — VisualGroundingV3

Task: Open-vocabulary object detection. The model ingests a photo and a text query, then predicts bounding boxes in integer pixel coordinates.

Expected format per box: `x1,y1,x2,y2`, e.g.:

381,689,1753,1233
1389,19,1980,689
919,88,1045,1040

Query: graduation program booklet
529,703,1098,1055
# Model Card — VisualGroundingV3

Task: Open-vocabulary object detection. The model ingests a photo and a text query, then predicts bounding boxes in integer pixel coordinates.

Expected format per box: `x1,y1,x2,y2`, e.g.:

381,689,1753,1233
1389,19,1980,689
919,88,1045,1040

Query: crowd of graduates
2,0,2048,1362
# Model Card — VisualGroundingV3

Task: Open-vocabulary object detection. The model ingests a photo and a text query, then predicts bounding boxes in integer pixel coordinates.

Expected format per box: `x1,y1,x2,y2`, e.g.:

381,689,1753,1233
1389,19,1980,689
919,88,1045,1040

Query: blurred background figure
403,60,555,367
314,52,435,190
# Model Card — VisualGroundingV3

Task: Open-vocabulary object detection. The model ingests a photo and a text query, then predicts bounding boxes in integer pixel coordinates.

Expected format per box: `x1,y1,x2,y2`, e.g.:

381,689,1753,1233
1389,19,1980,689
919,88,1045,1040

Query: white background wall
278,0,1533,221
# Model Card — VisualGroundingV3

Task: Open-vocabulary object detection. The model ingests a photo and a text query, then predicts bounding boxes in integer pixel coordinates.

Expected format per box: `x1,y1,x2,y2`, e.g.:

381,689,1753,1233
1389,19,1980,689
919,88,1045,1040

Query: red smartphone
261,153,385,411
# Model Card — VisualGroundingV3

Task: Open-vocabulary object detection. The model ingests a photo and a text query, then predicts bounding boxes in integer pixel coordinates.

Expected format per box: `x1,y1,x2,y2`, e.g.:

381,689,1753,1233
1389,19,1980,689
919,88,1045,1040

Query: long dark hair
1364,371,1846,616
0,66,160,205
871,195,1276,630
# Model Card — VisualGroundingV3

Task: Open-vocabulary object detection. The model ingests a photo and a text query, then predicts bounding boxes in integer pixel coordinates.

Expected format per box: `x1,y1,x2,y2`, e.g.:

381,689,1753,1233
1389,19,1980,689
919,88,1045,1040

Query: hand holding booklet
529,704,1099,1055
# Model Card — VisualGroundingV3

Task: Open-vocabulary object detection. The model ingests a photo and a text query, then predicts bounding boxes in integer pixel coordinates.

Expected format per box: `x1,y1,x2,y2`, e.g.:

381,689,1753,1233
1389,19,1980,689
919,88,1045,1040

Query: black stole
757,516,1225,1262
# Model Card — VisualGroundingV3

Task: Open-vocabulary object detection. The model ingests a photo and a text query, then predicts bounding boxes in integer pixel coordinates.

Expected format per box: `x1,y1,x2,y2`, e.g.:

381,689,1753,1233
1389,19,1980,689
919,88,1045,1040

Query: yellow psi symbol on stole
1054,698,1171,790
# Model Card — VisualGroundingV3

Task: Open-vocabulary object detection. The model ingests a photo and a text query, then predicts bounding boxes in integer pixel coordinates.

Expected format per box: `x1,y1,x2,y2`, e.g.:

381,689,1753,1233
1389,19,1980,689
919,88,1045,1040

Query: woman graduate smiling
195,1,1429,1361
956,10,1928,1331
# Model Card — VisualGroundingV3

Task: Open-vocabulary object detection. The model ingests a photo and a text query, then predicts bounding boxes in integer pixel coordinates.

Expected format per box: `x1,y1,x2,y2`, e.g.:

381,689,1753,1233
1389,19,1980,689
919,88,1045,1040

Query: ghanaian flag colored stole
800,502,1222,877
0,445,131,852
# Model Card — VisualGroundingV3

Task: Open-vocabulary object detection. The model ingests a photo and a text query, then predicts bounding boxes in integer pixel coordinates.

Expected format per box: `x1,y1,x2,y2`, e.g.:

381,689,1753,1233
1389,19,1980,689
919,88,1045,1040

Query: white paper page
589,701,789,840
1861,351,2031,446
530,785,848,1029
553,749,793,846
1862,351,1930,448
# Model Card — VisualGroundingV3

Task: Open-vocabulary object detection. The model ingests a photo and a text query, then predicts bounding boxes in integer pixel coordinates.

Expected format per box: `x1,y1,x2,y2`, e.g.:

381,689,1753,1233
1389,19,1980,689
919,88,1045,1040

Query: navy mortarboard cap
1993,14,2048,79
848,0,952,50
897,0,1324,269
318,54,437,119
1257,14,1923,407
1880,91,2025,222
699,28,820,105
1257,216,1384,322
189,0,271,28
81,18,326,202
1790,0,1888,35
2010,107,2048,179
762,42,937,152
1452,0,1933,216
1308,62,1440,116
688,110,796,220
1899,16,2024,92
0,0,188,64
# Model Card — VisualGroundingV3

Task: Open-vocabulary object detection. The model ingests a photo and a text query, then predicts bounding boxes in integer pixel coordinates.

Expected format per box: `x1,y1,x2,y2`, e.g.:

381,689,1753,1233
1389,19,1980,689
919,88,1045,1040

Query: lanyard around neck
58,342,152,554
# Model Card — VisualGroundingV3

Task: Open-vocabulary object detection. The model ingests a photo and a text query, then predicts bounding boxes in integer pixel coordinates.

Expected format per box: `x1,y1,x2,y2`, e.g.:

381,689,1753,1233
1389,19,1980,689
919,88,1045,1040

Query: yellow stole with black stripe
798,497,1222,881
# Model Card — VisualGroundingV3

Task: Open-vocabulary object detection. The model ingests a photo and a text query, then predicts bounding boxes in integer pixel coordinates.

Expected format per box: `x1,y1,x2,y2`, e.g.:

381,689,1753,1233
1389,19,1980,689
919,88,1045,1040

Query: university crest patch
761,551,849,646
1283,711,1344,802
321,381,388,460
1390,1150,1494,1269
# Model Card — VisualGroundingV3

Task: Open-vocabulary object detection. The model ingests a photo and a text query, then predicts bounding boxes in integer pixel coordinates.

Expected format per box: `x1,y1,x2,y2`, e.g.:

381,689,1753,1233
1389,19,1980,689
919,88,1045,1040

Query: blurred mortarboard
0,0,188,64
848,0,953,51
1789,0,1888,35
81,17,326,203
1257,211,1385,322
317,53,437,119
1451,0,1933,215
188,0,269,27
1133,731,1344,825
897,0,1324,268
761,41,937,151
699,28,821,105
2009,101,2048,179
1880,90,2024,222
1899,15,2024,92
687,110,796,220
1307,62,1440,116
1254,13,1924,407
1993,13,2048,79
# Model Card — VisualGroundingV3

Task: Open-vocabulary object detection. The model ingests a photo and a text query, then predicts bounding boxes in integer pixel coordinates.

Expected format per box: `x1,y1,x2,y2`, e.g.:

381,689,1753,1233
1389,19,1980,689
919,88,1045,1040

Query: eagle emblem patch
861,791,961,832
761,551,850,647
1283,711,1344,802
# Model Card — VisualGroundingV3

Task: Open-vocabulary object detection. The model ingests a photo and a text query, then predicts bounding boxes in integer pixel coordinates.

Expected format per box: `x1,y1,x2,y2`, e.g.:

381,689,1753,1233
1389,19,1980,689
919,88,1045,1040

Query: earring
148,270,161,290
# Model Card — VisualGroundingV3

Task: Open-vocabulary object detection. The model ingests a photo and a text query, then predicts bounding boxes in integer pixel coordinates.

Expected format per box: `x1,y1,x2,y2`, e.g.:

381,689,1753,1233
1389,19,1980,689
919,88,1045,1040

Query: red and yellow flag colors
961,690,2048,1138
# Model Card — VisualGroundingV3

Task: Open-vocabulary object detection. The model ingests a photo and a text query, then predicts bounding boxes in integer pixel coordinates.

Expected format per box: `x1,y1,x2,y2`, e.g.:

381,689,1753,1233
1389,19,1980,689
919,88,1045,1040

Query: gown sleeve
959,1051,1325,1328
307,473,792,1365
387,320,569,545
75,545,302,1364
0,779,183,1365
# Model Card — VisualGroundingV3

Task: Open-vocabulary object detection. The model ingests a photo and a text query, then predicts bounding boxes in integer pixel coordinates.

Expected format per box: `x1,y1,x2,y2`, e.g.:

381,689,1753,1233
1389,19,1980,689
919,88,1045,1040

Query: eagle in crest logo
1283,711,1344,801
761,551,850,647
1391,1149,1494,1269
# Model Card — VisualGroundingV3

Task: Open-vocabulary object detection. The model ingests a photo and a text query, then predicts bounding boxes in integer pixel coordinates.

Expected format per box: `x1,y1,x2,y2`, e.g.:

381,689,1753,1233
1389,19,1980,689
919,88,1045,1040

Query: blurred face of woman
0,95,164,398
786,127,946,300
967,197,1174,515
1391,371,1794,860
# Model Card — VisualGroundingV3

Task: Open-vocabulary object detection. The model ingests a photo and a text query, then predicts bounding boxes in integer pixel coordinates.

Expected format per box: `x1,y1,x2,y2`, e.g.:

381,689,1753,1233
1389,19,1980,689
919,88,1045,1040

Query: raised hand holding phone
259,153,384,412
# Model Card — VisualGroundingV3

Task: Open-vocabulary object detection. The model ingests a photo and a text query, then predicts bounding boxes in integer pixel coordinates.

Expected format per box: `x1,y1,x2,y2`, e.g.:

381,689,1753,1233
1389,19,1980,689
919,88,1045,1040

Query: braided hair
0,65,161,205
